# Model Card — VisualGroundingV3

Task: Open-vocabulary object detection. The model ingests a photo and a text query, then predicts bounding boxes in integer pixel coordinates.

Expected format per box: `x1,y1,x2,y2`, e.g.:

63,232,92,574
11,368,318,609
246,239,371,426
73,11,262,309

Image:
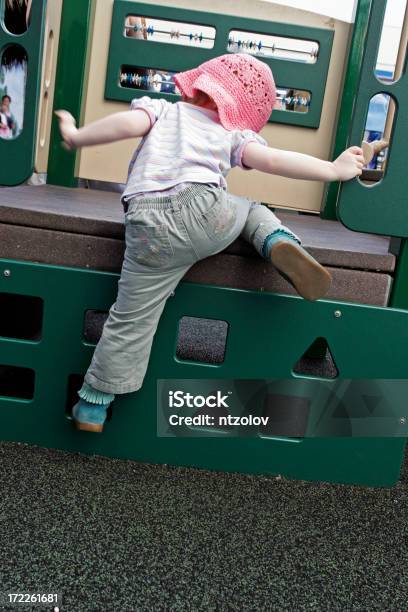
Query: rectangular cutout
228,30,319,63
275,87,311,113
83,310,108,344
176,316,228,365
66,373,84,416
120,65,178,93
0,293,43,341
259,393,310,438
124,15,215,49
0,364,35,399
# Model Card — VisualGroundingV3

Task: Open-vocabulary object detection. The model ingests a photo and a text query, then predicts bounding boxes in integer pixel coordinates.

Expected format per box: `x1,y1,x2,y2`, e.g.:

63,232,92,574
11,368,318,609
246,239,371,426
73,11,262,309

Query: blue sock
78,382,115,405
262,229,301,259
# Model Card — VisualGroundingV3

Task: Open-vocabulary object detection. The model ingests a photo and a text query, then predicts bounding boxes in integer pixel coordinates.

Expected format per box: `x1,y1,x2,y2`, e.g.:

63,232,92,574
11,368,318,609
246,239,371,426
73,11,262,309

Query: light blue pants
84,184,301,394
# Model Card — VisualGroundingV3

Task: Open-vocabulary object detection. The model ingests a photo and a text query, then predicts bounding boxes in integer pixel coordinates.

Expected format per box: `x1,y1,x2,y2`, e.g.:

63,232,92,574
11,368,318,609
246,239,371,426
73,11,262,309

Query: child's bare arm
54,109,151,150
242,142,365,182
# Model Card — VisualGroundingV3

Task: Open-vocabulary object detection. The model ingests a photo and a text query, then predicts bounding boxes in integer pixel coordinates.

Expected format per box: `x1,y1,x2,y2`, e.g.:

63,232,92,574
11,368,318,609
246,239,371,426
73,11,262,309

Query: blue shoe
72,398,111,433
270,239,332,301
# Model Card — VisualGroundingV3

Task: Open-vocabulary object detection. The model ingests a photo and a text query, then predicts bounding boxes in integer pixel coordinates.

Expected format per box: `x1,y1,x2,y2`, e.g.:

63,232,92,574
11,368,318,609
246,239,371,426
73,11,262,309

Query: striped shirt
121,96,267,205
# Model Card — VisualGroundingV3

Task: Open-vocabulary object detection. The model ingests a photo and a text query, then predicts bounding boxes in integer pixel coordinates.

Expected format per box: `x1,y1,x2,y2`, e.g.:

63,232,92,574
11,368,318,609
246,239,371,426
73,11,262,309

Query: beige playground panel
77,0,352,213
34,0,63,173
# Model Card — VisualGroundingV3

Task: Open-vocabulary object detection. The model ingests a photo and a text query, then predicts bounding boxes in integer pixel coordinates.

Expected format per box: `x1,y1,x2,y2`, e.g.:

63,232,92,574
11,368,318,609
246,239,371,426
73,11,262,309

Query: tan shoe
270,240,332,301
71,399,110,433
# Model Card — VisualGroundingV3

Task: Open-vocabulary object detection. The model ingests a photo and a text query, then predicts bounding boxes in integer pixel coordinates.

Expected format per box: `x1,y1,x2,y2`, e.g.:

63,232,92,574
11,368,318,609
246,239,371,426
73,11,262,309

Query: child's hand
332,146,365,181
54,110,78,150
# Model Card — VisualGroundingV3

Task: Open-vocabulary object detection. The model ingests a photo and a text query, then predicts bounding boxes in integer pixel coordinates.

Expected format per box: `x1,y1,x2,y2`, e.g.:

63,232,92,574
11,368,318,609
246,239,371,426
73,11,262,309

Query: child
55,53,364,433
1,96,16,139
0,107,10,139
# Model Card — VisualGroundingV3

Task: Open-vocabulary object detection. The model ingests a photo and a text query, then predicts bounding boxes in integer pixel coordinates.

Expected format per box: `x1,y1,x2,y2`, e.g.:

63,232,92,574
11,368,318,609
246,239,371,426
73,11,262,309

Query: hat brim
183,73,241,131
175,68,253,130
174,67,202,98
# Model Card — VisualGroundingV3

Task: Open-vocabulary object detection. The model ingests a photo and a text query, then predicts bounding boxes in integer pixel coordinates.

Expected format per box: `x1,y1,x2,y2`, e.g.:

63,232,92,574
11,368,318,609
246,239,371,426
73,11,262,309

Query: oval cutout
375,0,408,84
44,29,54,87
0,44,27,139
3,0,32,35
39,90,48,148
359,93,396,186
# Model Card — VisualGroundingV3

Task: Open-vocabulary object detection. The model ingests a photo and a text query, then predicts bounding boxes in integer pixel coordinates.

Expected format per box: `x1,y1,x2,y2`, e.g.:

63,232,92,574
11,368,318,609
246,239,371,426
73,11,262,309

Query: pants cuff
84,372,143,395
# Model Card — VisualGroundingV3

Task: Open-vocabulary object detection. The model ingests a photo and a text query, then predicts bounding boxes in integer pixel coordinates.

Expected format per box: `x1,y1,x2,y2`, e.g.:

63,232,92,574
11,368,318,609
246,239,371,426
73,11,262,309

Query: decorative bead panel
105,1,334,129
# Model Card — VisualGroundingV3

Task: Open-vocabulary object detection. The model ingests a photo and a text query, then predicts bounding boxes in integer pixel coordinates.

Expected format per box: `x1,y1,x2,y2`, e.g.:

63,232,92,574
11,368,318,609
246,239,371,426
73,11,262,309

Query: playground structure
0,0,408,486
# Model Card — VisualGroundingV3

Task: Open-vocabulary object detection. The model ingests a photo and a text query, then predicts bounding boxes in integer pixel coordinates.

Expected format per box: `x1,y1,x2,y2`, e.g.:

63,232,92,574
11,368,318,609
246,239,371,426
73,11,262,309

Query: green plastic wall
47,0,94,188
337,1,408,237
0,258,407,487
0,0,46,185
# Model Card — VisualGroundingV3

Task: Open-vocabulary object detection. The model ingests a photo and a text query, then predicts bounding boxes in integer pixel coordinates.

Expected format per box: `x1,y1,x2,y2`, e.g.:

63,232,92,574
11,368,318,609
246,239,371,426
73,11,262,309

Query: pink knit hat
174,53,276,132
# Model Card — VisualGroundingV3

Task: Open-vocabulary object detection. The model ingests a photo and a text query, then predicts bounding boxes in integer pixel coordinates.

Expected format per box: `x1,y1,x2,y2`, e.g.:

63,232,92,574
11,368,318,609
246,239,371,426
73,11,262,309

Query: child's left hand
54,110,78,150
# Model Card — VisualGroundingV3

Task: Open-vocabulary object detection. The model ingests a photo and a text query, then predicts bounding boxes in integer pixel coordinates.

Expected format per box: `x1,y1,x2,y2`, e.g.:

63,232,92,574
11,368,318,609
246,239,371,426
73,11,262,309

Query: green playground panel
47,0,94,188
337,0,408,237
0,257,406,487
0,0,46,186
105,0,334,129
322,0,372,220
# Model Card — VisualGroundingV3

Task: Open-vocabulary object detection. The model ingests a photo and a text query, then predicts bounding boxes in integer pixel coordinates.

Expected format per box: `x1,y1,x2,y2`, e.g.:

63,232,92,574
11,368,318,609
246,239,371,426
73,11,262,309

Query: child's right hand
54,110,78,150
332,146,365,181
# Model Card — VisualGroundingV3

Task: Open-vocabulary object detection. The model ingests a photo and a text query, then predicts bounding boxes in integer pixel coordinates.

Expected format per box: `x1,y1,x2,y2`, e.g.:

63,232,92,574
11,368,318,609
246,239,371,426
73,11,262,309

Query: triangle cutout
292,337,339,379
